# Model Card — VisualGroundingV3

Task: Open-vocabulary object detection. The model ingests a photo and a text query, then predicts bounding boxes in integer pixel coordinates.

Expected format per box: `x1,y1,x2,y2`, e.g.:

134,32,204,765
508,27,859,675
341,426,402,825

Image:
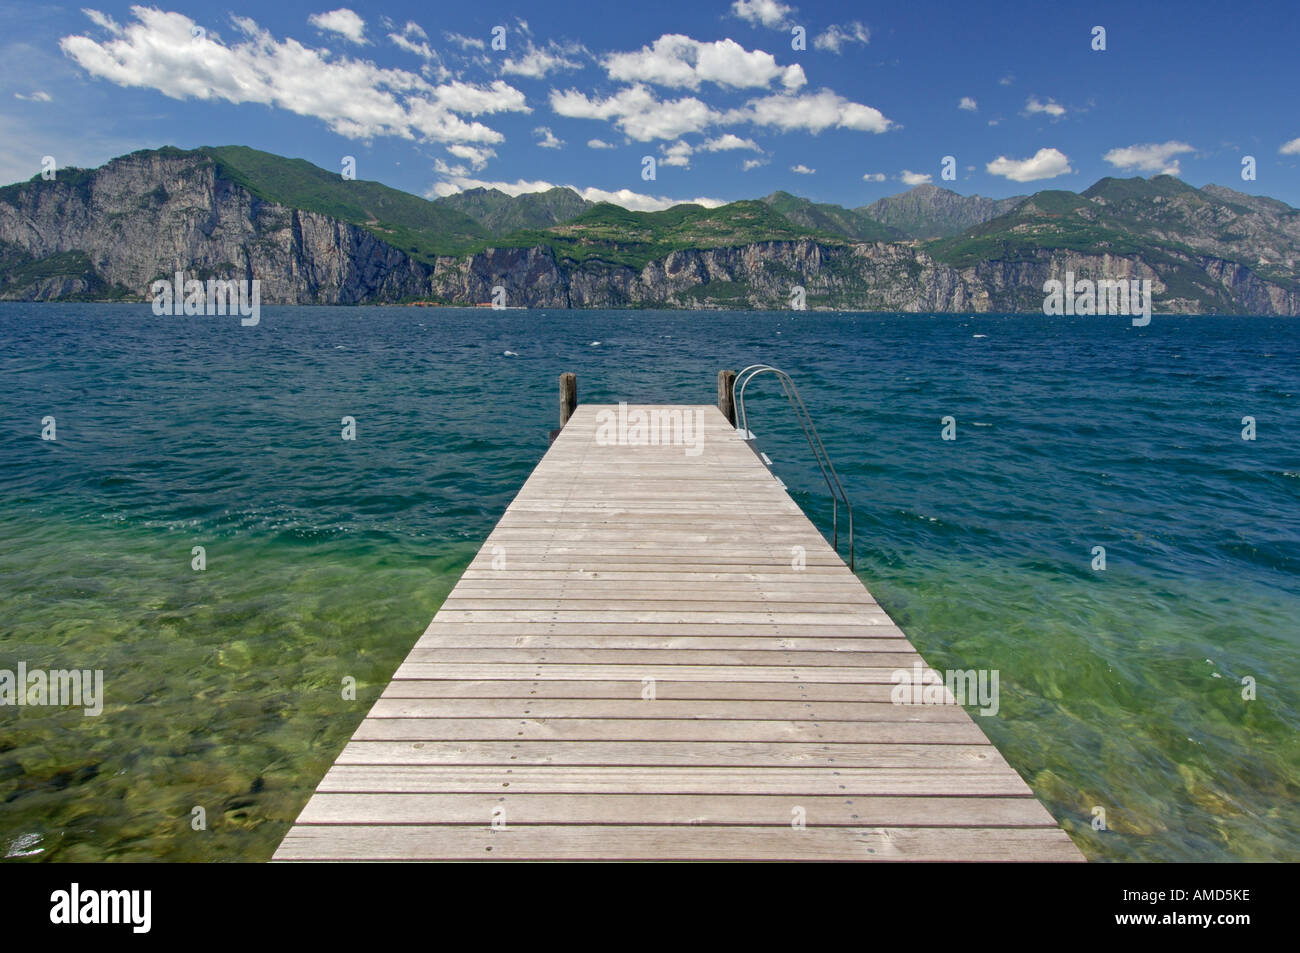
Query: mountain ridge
0,146,1296,313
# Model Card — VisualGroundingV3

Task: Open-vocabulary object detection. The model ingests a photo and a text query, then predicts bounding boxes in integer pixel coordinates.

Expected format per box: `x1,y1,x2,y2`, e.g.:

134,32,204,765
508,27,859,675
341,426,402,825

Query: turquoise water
1,304,1296,861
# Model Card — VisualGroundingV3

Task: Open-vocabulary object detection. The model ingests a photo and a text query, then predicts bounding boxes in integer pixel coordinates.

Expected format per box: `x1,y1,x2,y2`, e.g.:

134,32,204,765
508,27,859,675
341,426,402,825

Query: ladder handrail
731,365,855,570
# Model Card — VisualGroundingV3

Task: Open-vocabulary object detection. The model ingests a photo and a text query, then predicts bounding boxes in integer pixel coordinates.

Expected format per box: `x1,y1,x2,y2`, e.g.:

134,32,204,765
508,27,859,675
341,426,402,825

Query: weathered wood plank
312,765,1037,796
276,402,1082,863
273,824,1083,862
293,793,1059,827
350,718,988,744
364,698,973,722
377,679,948,702
333,740,1005,768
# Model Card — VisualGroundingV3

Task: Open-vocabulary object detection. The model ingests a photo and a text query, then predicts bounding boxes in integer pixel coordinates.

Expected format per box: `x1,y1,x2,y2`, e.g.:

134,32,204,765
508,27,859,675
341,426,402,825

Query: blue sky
2,0,1298,209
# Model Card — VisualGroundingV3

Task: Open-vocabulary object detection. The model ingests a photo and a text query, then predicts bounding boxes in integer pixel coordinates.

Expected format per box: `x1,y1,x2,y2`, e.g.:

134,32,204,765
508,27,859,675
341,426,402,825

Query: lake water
1,304,1296,862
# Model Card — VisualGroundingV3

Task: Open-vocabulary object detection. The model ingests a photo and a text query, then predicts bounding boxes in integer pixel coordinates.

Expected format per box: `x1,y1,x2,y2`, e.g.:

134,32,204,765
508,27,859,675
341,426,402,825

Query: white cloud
587,138,616,149
388,22,447,79
443,31,485,51
446,144,495,170
701,133,760,152
433,80,527,116
1024,96,1066,118
999,75,1013,86
790,163,814,174
731,0,794,29
1103,141,1194,176
580,186,724,212
60,9,526,144
862,172,885,182
900,170,932,186
503,44,583,79
727,88,892,133
430,174,724,211
742,158,766,170
958,96,977,111
533,126,564,149
986,147,1072,182
551,84,720,141
433,158,468,177
14,91,53,102
82,9,122,34
661,140,693,167
814,22,869,53
1279,137,1300,155
308,8,367,45
604,34,804,91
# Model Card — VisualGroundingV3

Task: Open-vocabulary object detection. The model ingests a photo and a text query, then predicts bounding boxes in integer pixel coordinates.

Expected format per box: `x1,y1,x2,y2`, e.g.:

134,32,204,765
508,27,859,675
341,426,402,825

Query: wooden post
560,372,577,427
717,369,736,427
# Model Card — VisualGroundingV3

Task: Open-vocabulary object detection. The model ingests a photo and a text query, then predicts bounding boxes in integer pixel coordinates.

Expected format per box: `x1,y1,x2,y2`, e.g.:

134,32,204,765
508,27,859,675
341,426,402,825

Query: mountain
486,198,848,268
760,191,903,242
434,186,592,236
199,145,488,259
926,176,1300,311
0,148,435,302
0,146,1296,313
861,183,1027,239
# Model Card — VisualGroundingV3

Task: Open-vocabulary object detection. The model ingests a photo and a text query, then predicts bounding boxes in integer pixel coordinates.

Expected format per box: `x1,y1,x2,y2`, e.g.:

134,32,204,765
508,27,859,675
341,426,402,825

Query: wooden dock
275,395,1083,861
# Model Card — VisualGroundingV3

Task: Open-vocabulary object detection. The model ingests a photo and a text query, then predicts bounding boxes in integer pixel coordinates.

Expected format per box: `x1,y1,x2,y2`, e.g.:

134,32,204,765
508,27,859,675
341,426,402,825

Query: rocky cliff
1,148,1297,314
0,150,428,304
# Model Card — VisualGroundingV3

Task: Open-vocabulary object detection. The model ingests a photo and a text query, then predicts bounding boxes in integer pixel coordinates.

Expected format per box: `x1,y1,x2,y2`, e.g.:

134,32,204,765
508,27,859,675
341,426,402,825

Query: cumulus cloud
986,147,1072,182
430,174,723,211
900,170,932,186
701,133,761,152
550,84,720,141
61,9,527,144
790,163,814,174
503,43,584,79
308,9,367,45
83,9,122,34
649,132,762,172
814,22,869,53
726,89,892,133
660,140,693,167
443,31,485,51
434,80,528,116
533,126,564,149
604,34,804,91
742,157,766,171
1103,141,1194,176
587,138,616,149
446,144,495,170
1024,96,1066,118
730,0,794,28
958,96,977,111
862,172,885,182
1279,137,1300,155
388,21,448,79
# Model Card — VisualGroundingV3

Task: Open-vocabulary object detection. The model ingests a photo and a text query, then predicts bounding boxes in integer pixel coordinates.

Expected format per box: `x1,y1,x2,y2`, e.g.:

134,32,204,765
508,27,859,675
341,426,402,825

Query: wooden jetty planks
275,403,1083,862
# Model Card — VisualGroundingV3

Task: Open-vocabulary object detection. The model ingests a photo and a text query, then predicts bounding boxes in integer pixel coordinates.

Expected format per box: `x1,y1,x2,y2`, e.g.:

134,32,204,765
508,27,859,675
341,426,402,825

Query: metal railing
732,365,855,570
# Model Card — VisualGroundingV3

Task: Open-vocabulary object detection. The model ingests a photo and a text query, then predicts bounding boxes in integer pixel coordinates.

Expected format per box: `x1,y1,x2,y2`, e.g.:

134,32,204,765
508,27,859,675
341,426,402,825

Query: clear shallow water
0,304,1296,862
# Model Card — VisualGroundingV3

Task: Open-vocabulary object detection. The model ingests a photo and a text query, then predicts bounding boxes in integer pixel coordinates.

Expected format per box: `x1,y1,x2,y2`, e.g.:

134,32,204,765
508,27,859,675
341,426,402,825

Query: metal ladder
732,365,855,570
